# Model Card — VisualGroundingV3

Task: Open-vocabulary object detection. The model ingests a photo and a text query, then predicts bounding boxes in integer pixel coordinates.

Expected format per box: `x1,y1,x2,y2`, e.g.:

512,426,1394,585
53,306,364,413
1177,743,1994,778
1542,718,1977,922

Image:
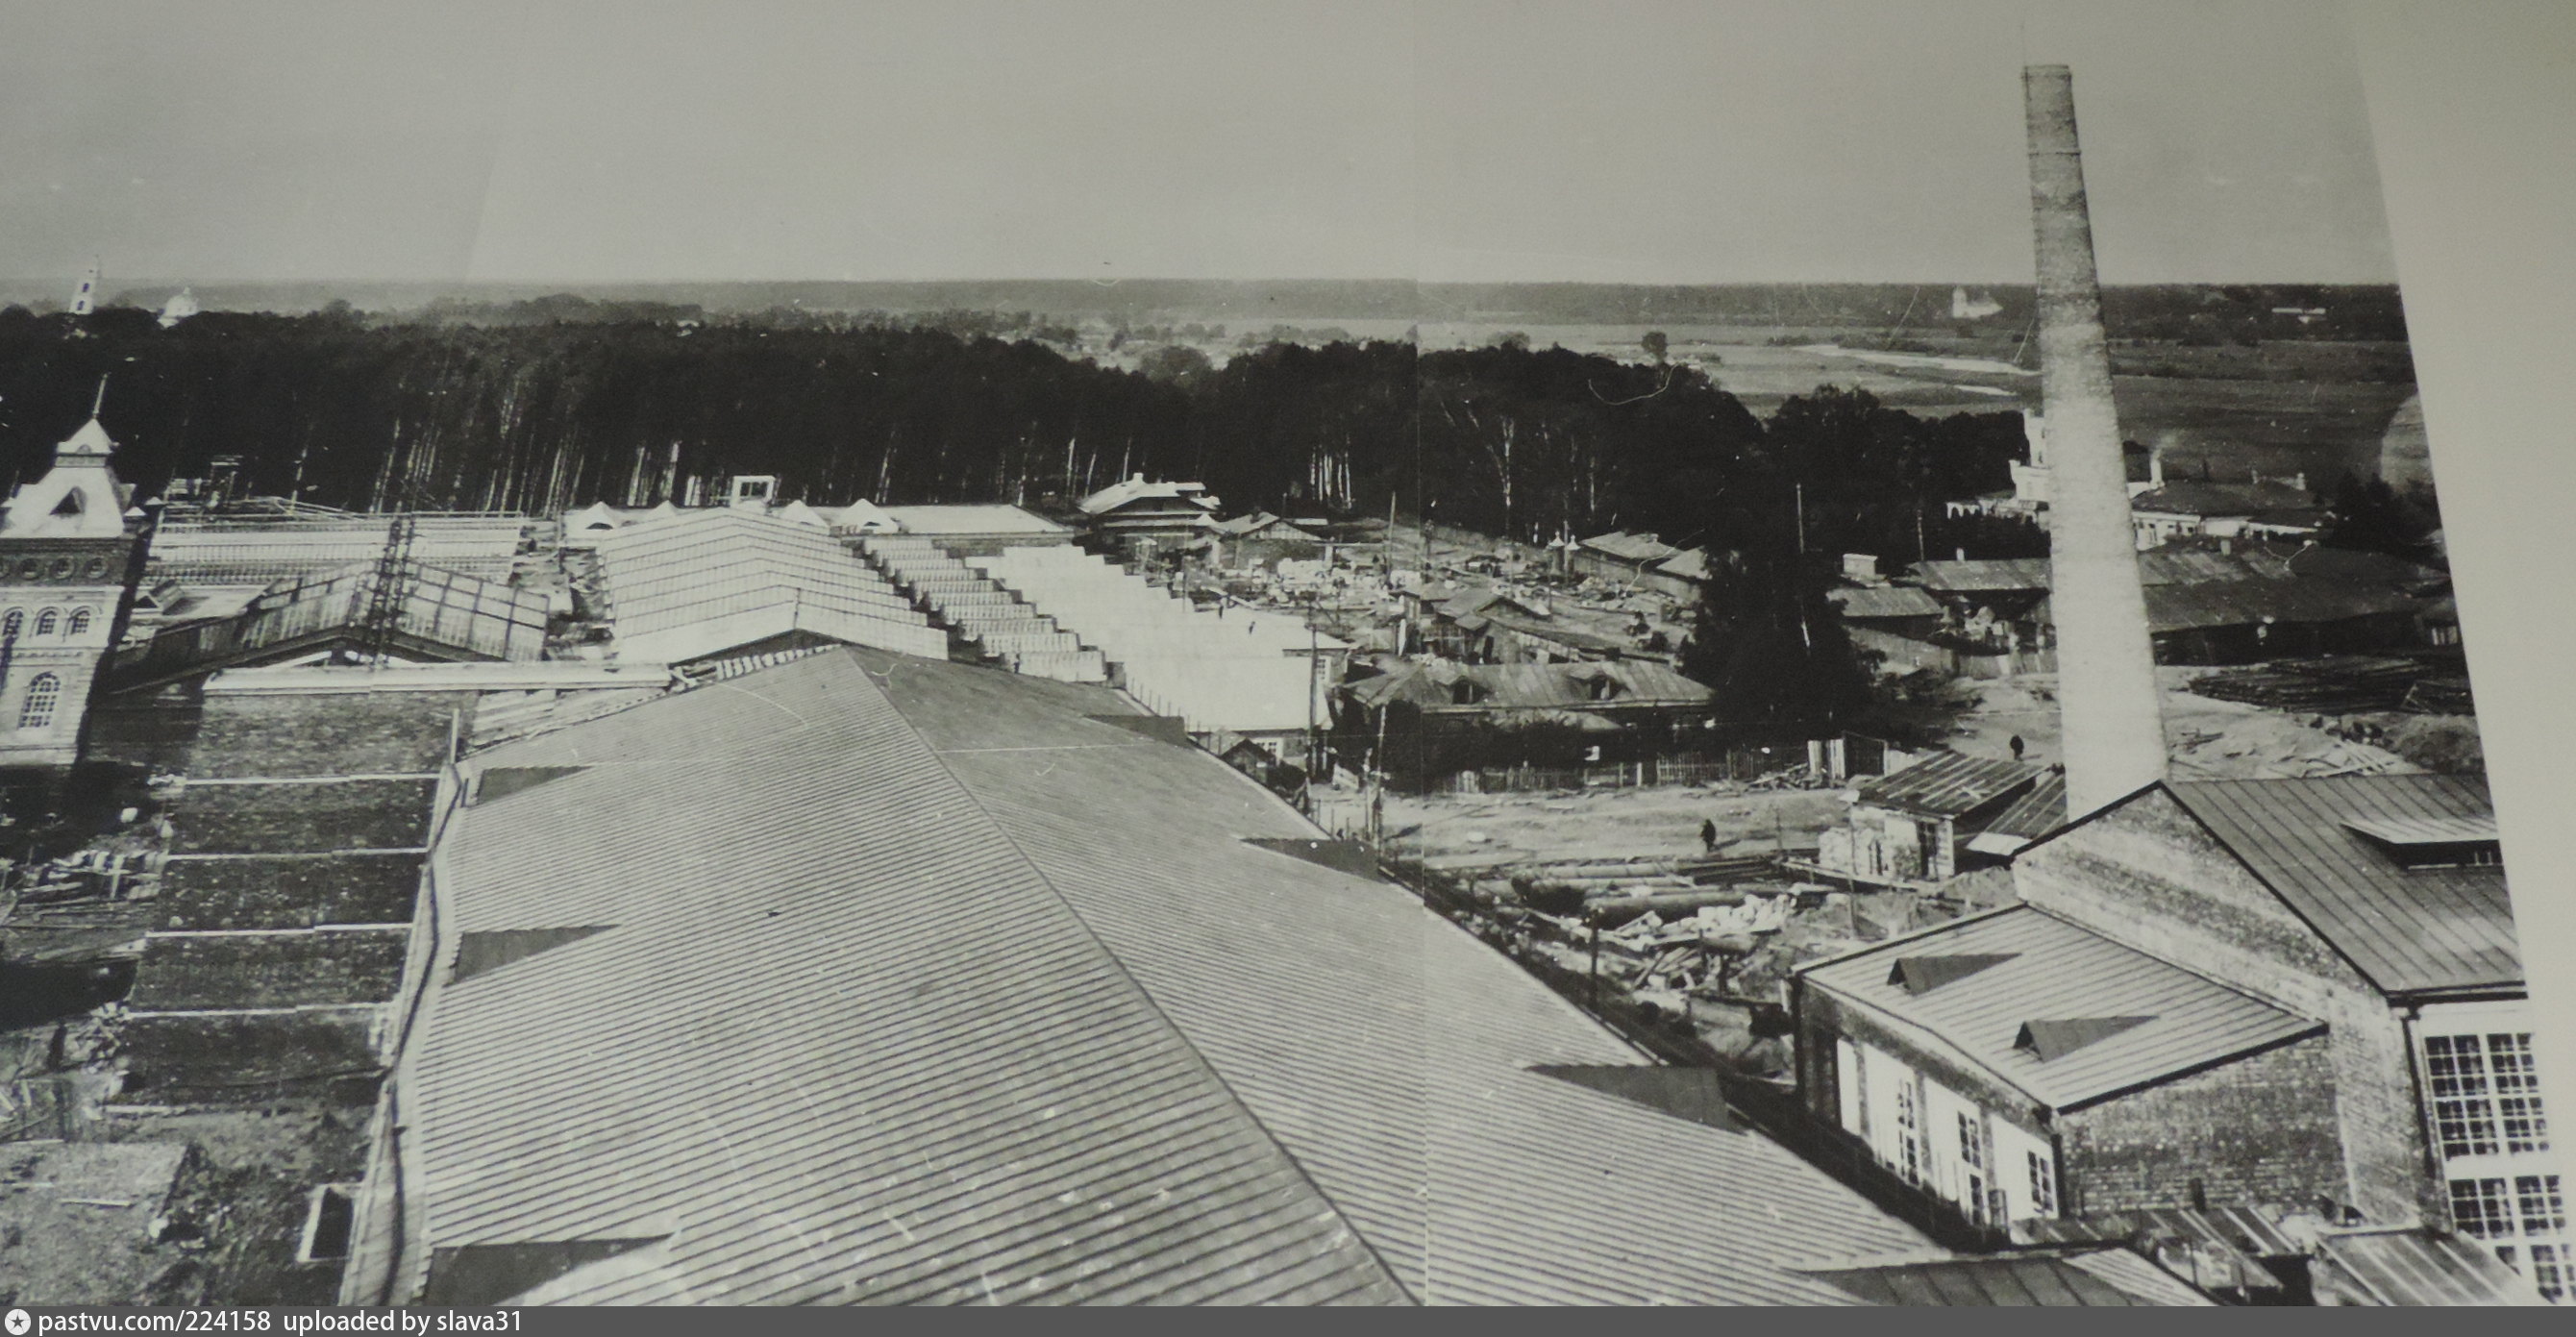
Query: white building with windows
0,412,149,766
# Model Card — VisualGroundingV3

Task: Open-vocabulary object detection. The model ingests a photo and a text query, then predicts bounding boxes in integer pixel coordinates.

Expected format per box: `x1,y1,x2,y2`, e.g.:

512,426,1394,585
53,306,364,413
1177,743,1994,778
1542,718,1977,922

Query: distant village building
1566,530,1681,585
1210,511,1329,570
0,412,150,766
2127,475,2324,550
1076,475,1221,555
1812,752,2043,885
1951,286,2005,321
158,287,199,329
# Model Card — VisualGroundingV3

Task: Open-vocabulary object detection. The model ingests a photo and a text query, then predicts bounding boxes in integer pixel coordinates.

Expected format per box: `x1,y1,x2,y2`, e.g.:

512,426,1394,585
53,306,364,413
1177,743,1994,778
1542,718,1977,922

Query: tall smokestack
2024,65,2166,816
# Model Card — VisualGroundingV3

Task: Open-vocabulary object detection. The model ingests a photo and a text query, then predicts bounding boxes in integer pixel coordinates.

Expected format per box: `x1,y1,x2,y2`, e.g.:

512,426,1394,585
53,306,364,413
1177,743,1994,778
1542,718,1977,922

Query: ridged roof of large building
2165,776,2518,997
358,649,1928,1306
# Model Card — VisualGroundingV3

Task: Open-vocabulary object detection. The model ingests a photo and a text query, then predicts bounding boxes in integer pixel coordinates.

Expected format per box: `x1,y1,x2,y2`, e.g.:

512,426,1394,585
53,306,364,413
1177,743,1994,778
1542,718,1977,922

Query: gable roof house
1800,773,2564,1300
1812,753,2044,886
338,649,1936,1306
1076,476,1221,555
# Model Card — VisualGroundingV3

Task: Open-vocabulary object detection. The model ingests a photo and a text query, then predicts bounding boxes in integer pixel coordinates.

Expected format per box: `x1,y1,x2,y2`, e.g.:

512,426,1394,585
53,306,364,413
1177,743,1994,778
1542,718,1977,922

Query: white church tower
70,262,100,317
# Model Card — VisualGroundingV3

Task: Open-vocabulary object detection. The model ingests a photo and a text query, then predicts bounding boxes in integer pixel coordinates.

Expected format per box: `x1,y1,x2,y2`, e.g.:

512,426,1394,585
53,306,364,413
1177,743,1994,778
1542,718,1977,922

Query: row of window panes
0,607,94,639
2426,1032,2550,1159
2449,1175,2565,1240
2493,1244,2564,1303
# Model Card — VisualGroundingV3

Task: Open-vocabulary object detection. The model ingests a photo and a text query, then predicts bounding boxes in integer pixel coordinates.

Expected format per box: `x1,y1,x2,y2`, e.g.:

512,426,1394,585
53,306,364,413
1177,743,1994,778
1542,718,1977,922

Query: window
2426,1033,2503,1158
33,608,58,636
2029,1151,2058,1216
1,609,19,640
64,607,90,636
1893,1081,1922,1184
2518,1176,2566,1237
2426,1030,2551,1161
2452,1177,2515,1239
2534,1244,2565,1304
17,673,60,730
2490,1033,2551,1154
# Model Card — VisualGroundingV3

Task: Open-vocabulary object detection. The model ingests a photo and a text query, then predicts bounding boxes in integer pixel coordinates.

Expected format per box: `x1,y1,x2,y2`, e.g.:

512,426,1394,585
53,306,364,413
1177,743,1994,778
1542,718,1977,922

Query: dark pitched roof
1908,557,2051,594
1888,953,2017,995
1800,1250,2215,1306
2017,1016,2156,1061
2314,1229,2549,1306
386,650,1926,1305
1576,531,1682,563
1856,752,2042,819
1828,585,1943,620
2165,777,2520,996
2130,480,2314,516
2138,579,2418,633
1969,772,2068,854
1800,907,2322,1110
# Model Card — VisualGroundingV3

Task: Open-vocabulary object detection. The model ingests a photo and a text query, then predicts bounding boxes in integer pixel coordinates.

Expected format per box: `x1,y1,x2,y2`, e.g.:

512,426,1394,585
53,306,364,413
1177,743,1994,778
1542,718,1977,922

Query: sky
0,0,2396,285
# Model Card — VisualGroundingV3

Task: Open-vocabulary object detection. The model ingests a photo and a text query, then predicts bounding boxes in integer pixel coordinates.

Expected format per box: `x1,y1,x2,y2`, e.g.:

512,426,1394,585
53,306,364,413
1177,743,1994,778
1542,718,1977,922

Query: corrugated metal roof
2139,579,2417,633
1828,585,1943,620
2315,1229,2548,1305
2130,481,2313,517
1651,547,1714,582
867,651,1928,1303
396,652,1403,1306
1975,772,2068,847
2165,778,2521,996
1801,1249,2215,1305
1856,752,2041,818
876,505,1072,535
1907,553,2279,594
1800,906,2323,1110
1908,558,2051,593
2013,1204,2312,1261
590,508,942,660
1077,478,1216,516
1576,531,1682,563
385,650,1930,1306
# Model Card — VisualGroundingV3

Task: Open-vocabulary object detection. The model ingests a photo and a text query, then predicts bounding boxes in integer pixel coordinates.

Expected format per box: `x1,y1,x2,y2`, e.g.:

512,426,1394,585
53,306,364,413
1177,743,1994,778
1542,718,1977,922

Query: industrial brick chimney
2024,65,2167,816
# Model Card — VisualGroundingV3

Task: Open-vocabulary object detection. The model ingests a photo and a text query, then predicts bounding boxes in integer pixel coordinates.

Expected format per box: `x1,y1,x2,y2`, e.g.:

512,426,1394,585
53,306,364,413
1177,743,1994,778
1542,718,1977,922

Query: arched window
34,608,59,636
19,673,61,730
1,609,20,640
66,608,93,636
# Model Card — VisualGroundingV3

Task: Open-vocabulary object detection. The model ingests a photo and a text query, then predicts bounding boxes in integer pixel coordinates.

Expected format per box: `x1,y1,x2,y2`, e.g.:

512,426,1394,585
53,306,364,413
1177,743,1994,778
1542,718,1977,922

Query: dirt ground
1926,668,2417,780
0,1104,365,1307
1385,782,1847,877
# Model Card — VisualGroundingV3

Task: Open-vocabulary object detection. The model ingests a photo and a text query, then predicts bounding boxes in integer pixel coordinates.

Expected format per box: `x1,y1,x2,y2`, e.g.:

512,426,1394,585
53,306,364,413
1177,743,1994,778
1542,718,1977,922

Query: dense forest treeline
0,305,2030,567
25,279,2413,345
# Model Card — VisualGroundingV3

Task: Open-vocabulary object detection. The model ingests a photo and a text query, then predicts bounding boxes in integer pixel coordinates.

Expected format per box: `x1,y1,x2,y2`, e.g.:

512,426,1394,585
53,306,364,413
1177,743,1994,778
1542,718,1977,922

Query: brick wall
2059,1031,2344,1214
2015,788,2435,1224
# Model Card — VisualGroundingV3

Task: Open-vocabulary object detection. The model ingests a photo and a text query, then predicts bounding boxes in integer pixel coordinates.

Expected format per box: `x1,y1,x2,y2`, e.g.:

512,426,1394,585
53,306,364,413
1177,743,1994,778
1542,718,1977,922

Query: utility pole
1794,483,1806,556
